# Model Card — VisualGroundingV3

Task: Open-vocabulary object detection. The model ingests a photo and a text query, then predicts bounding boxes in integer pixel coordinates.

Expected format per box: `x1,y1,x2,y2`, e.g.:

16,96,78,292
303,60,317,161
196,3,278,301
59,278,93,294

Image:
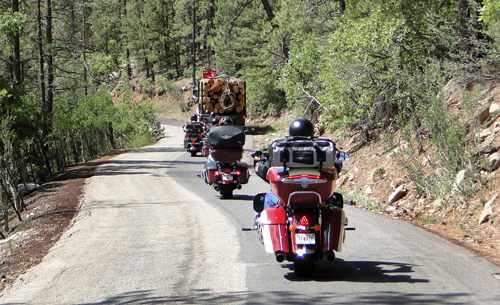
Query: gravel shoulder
0,154,118,292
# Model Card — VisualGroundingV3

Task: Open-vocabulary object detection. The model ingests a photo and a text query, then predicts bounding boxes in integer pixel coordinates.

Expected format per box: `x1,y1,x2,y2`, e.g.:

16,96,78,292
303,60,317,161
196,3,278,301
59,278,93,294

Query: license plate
295,233,316,245
222,174,233,182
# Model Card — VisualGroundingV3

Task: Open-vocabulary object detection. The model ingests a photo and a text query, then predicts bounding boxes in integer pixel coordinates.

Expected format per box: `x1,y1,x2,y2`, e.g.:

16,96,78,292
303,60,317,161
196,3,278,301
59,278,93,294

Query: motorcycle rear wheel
190,151,197,157
220,184,233,199
293,255,315,278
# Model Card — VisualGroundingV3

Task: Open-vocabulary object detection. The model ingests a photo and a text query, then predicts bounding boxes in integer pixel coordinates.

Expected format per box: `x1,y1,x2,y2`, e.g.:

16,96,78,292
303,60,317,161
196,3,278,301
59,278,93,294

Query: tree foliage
2,0,500,204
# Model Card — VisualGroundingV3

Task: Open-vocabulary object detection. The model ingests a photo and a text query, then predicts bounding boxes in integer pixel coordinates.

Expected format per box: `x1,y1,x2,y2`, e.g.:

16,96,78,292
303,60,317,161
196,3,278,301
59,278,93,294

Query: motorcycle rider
254,118,344,210
183,114,199,132
253,118,314,210
219,116,233,126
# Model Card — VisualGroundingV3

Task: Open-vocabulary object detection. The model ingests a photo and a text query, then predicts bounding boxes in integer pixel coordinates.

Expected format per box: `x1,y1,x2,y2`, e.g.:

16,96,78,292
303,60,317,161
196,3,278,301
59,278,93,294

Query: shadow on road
127,146,186,153
73,289,490,305
282,259,428,283
221,194,254,201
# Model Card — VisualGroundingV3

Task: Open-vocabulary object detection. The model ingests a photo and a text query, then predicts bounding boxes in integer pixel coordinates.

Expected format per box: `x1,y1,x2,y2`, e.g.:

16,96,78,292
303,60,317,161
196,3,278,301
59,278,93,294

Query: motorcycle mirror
253,193,266,213
336,151,350,162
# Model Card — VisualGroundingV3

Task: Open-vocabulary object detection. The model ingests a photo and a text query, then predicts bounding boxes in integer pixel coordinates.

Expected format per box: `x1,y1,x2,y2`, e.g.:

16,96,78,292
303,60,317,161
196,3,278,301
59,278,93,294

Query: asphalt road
1,119,499,305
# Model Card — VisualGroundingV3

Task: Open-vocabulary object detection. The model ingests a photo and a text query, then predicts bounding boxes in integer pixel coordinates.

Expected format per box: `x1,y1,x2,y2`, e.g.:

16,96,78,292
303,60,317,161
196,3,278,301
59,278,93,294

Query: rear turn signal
214,171,220,176
235,170,241,176
314,224,321,231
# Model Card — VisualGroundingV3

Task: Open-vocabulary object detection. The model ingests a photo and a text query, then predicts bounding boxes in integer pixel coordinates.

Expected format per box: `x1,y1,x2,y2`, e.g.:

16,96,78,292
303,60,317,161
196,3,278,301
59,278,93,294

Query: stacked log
201,77,246,114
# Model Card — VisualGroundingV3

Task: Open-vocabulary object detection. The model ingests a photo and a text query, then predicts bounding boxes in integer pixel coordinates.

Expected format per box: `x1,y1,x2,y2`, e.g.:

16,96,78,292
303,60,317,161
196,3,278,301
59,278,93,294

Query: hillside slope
334,79,500,267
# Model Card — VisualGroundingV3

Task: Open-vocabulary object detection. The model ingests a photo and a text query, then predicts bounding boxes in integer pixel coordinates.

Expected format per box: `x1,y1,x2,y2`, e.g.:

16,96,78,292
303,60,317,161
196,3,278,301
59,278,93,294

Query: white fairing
257,210,275,254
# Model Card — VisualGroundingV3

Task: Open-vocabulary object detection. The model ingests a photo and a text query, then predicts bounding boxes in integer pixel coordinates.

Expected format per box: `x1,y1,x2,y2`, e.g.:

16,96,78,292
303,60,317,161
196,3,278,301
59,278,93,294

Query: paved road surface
1,119,499,304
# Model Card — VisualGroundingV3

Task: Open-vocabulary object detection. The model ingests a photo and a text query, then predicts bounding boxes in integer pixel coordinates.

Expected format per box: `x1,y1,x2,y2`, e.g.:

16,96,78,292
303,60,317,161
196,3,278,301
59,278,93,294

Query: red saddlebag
204,161,218,184
320,207,344,252
265,206,290,253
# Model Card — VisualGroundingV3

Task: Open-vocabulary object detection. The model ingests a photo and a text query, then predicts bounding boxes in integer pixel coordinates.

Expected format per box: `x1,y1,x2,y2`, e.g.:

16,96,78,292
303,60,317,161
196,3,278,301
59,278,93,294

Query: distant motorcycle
183,121,203,157
202,125,249,199
247,134,353,277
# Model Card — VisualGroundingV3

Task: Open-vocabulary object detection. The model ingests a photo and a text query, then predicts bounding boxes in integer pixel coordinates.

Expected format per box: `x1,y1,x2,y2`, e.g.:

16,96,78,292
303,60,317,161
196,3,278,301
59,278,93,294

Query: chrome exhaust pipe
324,251,335,261
213,185,220,191
275,252,285,263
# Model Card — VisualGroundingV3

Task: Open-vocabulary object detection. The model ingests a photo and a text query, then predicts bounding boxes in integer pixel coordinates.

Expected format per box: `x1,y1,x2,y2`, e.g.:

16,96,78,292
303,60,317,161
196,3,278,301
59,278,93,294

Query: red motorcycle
202,125,249,199
247,135,353,277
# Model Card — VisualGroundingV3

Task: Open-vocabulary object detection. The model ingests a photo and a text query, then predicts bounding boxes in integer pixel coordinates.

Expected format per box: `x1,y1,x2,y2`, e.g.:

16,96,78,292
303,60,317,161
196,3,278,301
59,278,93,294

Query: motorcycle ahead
202,125,249,199
247,136,353,277
183,121,203,157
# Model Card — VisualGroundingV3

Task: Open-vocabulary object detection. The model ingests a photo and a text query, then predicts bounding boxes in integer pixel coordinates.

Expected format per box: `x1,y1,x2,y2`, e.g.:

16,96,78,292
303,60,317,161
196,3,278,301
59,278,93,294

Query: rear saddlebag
206,126,245,149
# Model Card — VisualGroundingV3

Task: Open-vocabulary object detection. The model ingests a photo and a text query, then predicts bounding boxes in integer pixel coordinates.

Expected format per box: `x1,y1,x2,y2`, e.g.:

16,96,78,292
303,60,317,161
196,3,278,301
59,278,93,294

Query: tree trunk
82,0,88,96
12,0,21,84
260,0,275,21
37,0,46,107
456,0,471,50
108,123,115,149
339,0,345,14
123,0,132,80
46,0,54,131
174,38,181,78
145,54,150,79
192,0,196,88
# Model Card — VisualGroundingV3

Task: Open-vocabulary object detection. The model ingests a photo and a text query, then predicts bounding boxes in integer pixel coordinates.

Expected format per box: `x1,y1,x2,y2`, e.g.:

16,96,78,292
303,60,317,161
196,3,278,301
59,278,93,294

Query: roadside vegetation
1,0,500,239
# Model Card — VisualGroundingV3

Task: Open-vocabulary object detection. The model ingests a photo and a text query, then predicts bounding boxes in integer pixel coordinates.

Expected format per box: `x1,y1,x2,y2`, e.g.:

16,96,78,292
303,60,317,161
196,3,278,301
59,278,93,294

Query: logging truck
197,67,247,126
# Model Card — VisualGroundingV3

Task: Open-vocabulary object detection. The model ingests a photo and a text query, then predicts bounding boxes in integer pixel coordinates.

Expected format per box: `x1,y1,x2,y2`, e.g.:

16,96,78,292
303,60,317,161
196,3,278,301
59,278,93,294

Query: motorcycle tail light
214,171,220,176
186,133,190,136
300,215,309,226
223,168,231,174
288,174,321,179
198,133,202,137
192,141,196,144
243,116,247,120
235,170,241,176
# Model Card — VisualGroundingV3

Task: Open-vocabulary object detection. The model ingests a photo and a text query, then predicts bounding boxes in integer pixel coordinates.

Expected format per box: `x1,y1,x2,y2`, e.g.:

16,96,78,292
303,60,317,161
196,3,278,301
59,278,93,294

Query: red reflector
288,174,321,179
223,168,231,174
243,116,247,120
214,171,220,176
235,170,241,176
186,133,190,136
300,215,309,226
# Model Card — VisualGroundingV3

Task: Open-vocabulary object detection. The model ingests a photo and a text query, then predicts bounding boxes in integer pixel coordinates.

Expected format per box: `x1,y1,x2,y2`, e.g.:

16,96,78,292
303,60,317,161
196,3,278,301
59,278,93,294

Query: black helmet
219,117,233,126
204,110,210,114
190,114,197,122
289,118,314,137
